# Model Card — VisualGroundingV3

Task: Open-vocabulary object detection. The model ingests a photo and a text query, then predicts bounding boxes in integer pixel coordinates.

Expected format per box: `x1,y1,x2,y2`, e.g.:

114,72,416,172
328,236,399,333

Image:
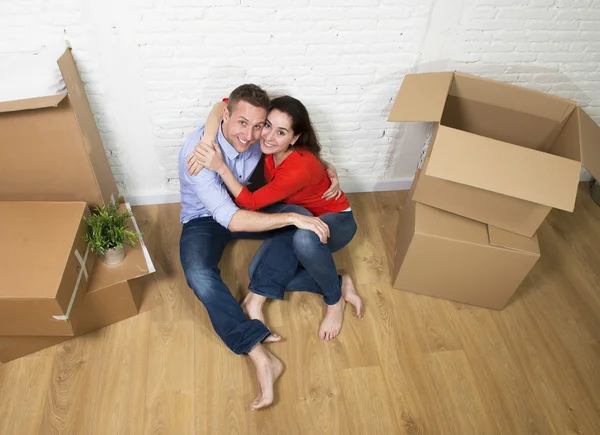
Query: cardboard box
392,198,540,310
0,203,161,362
0,48,118,209
0,201,94,336
0,274,163,363
388,72,600,237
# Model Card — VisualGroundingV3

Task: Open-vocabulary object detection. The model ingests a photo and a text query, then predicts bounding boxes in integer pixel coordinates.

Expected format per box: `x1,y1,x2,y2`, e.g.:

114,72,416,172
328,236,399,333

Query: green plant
83,203,140,256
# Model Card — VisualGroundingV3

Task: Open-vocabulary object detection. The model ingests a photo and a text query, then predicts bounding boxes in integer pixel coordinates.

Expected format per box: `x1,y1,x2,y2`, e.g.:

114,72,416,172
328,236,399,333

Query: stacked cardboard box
0,49,162,362
388,72,600,309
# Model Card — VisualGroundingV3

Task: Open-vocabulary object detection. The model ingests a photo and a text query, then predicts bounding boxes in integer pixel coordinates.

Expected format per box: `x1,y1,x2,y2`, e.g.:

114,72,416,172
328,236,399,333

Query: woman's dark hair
269,96,321,158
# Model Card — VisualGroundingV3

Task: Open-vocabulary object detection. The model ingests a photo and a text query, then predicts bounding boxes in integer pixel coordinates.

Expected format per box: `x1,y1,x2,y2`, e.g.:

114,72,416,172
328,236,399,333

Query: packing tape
74,247,88,280
52,243,90,321
125,202,156,274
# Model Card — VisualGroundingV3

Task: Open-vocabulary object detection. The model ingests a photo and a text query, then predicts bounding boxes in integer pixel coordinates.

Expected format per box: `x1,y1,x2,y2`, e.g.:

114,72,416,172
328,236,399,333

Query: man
178,84,334,410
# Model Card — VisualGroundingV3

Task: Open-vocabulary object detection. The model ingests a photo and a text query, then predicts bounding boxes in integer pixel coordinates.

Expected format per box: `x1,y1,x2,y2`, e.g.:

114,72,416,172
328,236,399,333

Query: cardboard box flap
426,126,581,212
57,48,120,206
387,72,454,122
452,72,575,123
415,202,489,245
0,94,67,114
488,225,540,255
577,108,600,181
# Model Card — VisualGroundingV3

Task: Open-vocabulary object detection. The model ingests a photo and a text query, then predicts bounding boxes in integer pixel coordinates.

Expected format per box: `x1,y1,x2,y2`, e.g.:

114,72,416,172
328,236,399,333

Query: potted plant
84,203,141,265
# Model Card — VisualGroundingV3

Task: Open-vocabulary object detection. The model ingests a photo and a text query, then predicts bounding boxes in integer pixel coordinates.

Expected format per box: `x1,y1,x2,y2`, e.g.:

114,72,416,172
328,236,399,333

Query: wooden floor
2,186,600,434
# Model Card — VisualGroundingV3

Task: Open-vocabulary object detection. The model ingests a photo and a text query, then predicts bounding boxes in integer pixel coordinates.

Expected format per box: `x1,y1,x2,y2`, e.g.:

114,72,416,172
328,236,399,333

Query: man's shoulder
179,125,206,158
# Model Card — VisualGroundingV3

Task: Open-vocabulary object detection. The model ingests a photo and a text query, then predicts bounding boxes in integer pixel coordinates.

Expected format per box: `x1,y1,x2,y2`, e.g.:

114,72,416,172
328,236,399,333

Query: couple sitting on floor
178,84,363,410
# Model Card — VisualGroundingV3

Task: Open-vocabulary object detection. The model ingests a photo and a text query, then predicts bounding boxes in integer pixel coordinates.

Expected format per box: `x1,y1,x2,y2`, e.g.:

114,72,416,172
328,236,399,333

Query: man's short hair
227,84,270,114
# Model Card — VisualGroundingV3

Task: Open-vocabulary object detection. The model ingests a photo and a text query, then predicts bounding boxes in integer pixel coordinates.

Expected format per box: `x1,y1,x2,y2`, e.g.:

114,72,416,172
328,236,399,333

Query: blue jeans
179,203,310,355
248,210,357,305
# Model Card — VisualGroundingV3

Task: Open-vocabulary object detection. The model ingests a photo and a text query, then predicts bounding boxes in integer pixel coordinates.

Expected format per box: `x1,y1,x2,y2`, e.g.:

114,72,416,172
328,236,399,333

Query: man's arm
185,163,330,242
229,209,329,243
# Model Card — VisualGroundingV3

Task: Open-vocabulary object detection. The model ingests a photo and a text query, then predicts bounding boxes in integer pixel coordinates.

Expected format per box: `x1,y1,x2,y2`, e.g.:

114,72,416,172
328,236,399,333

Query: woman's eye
278,131,285,136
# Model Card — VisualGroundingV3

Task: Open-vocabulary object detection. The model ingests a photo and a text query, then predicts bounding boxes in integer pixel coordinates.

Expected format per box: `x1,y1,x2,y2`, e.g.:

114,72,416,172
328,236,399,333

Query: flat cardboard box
0,201,94,336
0,274,163,363
0,203,161,362
392,198,540,310
0,48,119,209
388,72,600,237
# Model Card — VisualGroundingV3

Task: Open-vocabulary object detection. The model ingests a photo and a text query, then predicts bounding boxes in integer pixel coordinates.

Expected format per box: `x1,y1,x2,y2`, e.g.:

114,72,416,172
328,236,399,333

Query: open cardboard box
0,48,118,209
0,203,162,362
388,72,600,237
0,201,94,336
392,196,540,310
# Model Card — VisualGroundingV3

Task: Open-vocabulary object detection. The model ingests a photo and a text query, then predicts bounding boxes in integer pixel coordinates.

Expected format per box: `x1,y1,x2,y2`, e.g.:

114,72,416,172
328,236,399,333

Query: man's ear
222,106,231,124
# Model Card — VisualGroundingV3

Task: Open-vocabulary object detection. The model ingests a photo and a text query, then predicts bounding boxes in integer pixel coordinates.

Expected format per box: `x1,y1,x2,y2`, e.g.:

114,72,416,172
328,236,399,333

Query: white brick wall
0,0,599,202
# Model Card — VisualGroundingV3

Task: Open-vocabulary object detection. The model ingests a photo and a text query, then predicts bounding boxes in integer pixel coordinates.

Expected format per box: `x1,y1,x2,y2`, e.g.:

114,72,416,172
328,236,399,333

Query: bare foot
248,345,284,410
242,292,281,343
318,298,345,340
341,274,364,318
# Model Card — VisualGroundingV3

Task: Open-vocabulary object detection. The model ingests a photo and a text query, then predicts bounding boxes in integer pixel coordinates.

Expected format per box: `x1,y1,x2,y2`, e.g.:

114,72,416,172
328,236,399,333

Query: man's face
221,101,267,153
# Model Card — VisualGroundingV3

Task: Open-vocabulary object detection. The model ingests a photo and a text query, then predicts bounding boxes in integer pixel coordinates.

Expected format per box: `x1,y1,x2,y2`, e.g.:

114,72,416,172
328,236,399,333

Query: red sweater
235,149,350,216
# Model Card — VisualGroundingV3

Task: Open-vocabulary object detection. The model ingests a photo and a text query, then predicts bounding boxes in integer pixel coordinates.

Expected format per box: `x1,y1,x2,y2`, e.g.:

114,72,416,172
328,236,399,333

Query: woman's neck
273,148,294,167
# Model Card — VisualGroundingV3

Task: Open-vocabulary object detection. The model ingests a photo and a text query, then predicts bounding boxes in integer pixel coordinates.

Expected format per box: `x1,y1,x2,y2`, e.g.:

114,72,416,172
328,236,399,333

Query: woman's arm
234,165,311,210
194,142,311,210
186,100,227,176
191,141,245,197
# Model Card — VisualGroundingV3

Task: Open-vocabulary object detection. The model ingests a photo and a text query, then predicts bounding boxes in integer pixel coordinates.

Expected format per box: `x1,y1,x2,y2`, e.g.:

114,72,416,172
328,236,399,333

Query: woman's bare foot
248,345,284,410
341,274,364,318
242,292,281,343
318,298,346,340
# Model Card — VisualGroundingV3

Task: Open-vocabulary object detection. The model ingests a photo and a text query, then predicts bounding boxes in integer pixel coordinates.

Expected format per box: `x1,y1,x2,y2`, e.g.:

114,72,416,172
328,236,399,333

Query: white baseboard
126,192,181,206
341,177,414,193
125,177,414,206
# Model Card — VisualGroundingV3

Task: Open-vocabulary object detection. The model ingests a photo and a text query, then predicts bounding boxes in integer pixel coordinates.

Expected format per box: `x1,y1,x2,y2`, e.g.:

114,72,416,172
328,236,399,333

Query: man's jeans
179,203,310,355
248,211,357,305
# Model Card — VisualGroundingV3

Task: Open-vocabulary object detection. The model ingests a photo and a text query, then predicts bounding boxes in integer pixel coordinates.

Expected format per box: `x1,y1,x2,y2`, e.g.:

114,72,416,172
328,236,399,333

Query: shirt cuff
213,200,239,229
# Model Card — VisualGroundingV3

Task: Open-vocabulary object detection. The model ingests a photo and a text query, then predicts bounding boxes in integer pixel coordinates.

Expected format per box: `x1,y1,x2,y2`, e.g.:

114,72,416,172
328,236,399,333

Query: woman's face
260,109,300,155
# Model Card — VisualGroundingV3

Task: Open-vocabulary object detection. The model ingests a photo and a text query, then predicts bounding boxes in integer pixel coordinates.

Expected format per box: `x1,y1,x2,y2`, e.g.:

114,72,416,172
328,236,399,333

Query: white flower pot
101,246,125,265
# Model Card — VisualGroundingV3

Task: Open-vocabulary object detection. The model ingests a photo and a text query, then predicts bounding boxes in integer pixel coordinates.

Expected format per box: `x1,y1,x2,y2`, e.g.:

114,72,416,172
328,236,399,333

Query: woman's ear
291,133,301,146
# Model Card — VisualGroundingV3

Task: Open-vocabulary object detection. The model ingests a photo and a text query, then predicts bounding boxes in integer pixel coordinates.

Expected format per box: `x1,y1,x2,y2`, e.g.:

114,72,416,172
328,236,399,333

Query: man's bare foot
341,274,364,318
318,298,345,340
242,292,281,343
248,345,284,410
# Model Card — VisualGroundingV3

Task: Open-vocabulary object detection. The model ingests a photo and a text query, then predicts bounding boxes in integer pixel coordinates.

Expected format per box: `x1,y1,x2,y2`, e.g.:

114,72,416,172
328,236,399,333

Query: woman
187,96,363,341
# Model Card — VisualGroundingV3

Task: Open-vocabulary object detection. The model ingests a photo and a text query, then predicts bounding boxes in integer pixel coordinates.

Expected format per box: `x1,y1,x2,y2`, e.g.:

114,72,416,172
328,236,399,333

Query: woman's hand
322,162,342,200
186,141,225,176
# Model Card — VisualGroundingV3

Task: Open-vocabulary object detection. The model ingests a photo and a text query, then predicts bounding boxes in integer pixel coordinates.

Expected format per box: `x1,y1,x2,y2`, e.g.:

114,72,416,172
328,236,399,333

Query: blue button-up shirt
179,123,262,227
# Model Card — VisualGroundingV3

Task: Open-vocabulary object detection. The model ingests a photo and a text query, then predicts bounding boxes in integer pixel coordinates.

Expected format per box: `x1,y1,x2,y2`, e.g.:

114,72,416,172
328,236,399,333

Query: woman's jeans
179,203,310,355
248,210,357,306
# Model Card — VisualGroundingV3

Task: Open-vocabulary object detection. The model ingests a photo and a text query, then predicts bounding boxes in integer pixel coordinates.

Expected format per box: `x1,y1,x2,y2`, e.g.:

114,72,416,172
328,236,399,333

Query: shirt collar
217,122,240,160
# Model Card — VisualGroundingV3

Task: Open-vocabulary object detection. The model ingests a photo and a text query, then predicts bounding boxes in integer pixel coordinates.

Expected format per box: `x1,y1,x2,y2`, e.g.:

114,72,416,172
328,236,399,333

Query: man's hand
186,141,224,176
322,161,342,201
289,213,330,244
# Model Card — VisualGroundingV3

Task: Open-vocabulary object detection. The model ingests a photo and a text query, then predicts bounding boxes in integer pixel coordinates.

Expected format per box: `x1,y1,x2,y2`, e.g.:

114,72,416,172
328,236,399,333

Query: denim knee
293,229,321,257
183,266,220,302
